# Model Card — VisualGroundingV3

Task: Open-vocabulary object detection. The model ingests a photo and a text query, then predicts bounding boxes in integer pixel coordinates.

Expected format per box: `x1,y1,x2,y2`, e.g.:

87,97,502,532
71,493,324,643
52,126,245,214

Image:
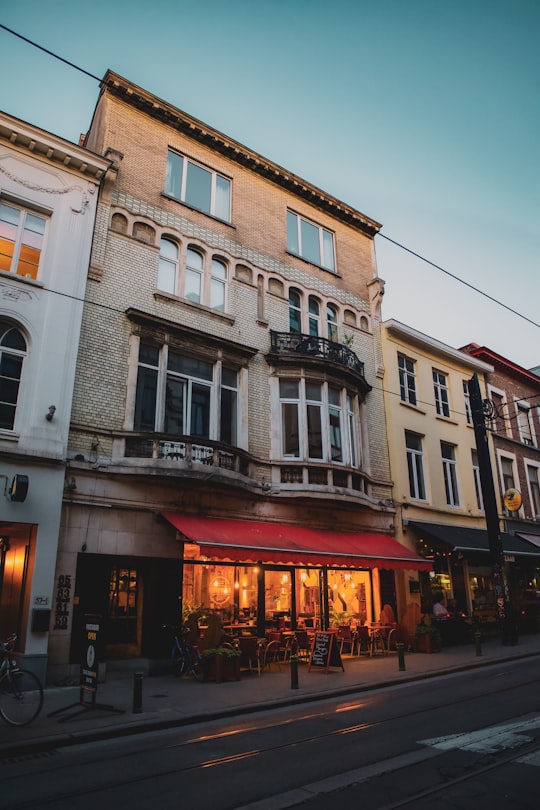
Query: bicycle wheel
0,669,44,726
189,653,204,682
171,647,187,677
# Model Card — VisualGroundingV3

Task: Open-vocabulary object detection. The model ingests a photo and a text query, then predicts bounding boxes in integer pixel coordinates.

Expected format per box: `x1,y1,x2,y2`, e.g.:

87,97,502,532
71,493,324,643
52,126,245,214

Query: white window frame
441,442,460,507
497,451,520,516
405,431,426,501
164,150,231,221
433,369,450,417
463,380,472,425
516,401,535,446
526,463,540,518
279,378,358,466
471,449,484,511
0,320,27,432
398,354,417,406
0,200,47,280
157,236,179,294
287,210,336,272
487,385,509,437
133,342,239,444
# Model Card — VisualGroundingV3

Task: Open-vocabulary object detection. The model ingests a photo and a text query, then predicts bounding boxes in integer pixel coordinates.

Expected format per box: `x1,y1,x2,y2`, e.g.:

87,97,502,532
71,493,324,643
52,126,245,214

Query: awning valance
409,521,540,558
516,533,540,550
162,513,432,571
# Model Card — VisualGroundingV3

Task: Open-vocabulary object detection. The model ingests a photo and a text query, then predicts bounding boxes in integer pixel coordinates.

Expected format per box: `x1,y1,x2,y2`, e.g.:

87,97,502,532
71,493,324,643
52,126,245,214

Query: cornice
0,111,110,183
98,71,382,238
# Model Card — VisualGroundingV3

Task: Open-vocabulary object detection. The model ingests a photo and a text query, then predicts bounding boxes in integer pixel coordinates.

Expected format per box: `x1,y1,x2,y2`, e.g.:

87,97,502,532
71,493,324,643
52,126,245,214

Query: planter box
204,654,241,683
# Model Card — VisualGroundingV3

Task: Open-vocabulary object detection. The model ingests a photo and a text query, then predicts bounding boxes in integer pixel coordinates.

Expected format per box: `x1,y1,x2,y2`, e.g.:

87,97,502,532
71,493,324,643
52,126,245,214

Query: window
308,296,320,336
471,450,484,511
184,248,228,311
287,211,335,271
405,432,426,500
0,202,46,279
289,289,302,333
490,391,506,435
134,342,238,444
433,370,450,417
279,379,357,466
517,403,534,446
527,465,540,517
441,442,460,506
398,354,417,406
0,321,26,430
326,304,339,342
463,381,472,425
500,456,515,493
165,151,231,221
158,237,179,294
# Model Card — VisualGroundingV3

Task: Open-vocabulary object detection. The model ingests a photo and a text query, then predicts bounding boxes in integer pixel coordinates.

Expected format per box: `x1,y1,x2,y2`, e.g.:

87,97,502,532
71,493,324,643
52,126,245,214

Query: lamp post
468,374,517,645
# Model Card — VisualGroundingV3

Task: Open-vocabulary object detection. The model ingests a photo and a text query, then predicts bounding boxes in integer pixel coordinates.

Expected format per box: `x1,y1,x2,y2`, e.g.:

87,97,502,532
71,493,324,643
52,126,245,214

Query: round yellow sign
503,488,522,511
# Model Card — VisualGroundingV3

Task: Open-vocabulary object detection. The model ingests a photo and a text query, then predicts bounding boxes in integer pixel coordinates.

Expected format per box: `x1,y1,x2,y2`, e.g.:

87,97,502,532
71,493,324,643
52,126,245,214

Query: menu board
308,631,345,673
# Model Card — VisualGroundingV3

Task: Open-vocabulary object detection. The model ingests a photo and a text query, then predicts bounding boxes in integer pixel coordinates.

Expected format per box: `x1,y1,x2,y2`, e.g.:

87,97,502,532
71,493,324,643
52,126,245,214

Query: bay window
134,342,238,444
279,378,357,466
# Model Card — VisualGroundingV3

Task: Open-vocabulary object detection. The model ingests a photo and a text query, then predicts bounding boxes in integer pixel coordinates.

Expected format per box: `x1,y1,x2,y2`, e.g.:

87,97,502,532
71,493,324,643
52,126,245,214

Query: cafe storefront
162,514,432,637
410,521,540,635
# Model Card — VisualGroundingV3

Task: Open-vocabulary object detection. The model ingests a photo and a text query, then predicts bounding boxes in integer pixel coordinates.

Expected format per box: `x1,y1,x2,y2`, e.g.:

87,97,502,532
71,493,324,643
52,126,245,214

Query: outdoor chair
294,630,312,663
337,625,357,655
262,640,282,672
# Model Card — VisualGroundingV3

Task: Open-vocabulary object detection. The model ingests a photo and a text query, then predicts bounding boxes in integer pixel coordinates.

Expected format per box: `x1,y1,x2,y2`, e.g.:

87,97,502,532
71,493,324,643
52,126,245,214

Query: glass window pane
282,402,300,456
211,258,227,279
139,342,159,366
185,161,212,213
322,229,335,270
307,404,323,458
222,367,237,388
306,382,321,401
329,408,342,461
185,268,201,303
300,218,321,265
328,386,341,406
190,382,211,437
0,402,16,430
210,278,225,311
215,175,230,220
280,380,298,398
287,211,299,254
165,151,183,199
134,367,158,430
158,257,176,292
220,387,237,445
168,353,213,380
164,376,185,435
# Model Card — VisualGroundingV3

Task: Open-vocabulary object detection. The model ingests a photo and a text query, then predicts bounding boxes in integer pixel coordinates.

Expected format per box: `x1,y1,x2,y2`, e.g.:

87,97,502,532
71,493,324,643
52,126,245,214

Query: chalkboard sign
308,631,345,673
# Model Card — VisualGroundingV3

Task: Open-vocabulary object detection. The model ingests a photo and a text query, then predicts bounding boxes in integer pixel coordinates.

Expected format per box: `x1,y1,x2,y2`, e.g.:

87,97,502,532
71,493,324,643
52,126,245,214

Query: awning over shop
516,533,540,550
409,521,540,558
162,513,432,571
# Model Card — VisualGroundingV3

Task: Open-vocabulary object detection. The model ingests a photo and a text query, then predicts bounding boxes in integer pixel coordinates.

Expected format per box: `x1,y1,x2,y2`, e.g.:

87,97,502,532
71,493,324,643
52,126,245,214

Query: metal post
397,642,406,671
474,630,482,657
290,638,299,689
133,672,143,713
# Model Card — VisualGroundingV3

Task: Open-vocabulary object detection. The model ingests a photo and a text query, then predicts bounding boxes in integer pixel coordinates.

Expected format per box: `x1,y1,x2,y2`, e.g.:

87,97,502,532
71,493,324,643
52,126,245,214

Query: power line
0,23,101,82
378,234,540,330
1,22,539,335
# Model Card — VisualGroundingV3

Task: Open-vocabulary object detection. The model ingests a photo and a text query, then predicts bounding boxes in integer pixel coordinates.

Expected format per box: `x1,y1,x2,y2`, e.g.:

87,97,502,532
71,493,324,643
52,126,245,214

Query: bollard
133,672,143,713
396,642,406,672
474,630,482,657
290,639,299,690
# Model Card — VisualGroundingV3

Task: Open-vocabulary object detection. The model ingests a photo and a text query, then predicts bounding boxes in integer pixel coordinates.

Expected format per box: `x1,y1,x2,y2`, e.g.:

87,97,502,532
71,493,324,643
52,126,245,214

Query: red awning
162,513,432,571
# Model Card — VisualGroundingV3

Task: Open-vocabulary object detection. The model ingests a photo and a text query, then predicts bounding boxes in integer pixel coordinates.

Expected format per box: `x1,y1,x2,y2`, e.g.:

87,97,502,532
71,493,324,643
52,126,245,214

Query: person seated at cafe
432,595,449,617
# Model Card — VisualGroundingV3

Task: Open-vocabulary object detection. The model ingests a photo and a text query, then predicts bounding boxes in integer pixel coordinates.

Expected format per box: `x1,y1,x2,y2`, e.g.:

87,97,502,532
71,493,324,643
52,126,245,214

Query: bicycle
0,633,44,726
162,625,204,681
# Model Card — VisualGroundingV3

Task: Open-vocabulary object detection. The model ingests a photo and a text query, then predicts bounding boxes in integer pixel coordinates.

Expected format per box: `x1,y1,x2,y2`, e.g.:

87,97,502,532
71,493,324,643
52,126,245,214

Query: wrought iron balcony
270,331,366,378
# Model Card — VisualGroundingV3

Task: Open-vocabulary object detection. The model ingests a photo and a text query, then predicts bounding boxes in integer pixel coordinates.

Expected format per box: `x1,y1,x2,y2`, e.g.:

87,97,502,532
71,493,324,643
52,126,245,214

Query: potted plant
414,622,442,653
202,646,242,683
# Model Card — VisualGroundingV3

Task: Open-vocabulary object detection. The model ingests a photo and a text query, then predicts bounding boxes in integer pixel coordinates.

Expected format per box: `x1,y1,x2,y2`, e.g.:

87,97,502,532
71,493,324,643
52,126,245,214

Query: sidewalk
2,634,539,758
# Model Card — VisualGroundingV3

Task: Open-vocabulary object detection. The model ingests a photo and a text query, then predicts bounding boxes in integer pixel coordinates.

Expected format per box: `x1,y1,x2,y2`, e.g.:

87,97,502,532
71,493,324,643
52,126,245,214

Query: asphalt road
3,657,539,810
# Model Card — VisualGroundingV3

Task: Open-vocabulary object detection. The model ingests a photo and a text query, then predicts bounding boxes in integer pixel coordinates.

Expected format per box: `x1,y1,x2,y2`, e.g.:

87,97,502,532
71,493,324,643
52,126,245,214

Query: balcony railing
270,331,365,377
123,435,250,476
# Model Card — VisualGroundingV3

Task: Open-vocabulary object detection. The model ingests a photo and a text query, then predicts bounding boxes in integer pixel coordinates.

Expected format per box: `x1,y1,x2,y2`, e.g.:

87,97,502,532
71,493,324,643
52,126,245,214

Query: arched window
185,248,204,304
326,304,339,342
308,296,321,336
289,288,302,333
158,237,179,293
210,258,227,312
0,321,27,430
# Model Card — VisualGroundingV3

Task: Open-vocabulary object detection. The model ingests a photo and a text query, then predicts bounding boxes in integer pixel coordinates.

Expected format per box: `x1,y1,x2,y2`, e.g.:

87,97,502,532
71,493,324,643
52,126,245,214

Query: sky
1,0,538,369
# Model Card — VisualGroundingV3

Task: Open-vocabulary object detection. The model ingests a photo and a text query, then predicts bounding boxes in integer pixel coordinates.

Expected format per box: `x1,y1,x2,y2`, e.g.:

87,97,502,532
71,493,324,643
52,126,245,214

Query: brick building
49,72,429,679
461,344,540,631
